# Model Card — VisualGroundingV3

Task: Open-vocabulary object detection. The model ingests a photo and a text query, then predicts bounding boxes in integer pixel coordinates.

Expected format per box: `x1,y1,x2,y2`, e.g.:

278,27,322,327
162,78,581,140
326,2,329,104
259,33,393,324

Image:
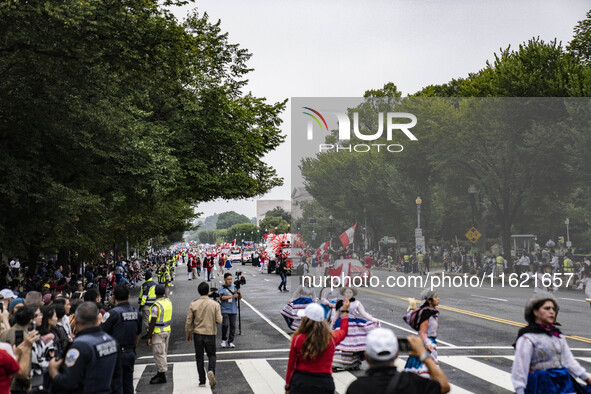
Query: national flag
339,223,357,248
231,239,236,246
316,241,330,260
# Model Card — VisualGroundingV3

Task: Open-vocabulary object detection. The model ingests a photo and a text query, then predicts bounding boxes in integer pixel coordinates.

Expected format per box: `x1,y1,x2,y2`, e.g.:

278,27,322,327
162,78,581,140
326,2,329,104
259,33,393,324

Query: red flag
231,239,236,246
339,223,357,248
316,241,330,260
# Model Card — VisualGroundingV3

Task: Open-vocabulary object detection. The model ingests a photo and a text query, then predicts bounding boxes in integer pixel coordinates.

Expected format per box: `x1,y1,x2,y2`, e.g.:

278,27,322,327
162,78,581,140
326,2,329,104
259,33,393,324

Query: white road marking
241,298,292,340
172,361,201,394
470,294,508,302
133,364,146,390
378,319,457,347
236,359,285,394
438,356,514,391
137,348,290,360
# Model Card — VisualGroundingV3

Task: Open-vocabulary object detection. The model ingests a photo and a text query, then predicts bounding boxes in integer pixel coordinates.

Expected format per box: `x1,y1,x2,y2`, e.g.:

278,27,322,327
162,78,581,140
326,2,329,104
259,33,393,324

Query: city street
132,264,591,393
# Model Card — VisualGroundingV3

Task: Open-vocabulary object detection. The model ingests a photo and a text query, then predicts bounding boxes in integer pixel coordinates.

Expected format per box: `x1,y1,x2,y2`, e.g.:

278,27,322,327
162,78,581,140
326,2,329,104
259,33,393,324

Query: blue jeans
279,272,287,290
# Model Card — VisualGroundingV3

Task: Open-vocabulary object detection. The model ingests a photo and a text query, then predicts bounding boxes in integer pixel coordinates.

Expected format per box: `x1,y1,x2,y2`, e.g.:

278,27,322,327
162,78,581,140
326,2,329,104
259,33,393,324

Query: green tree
226,223,259,243
0,1,285,262
216,211,251,230
263,207,292,222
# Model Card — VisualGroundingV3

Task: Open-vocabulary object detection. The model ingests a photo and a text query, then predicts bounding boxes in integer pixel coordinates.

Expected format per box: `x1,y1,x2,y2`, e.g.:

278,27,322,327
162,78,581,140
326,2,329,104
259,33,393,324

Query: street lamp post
328,215,334,249
565,218,570,247
363,207,368,252
415,197,423,254
468,184,477,226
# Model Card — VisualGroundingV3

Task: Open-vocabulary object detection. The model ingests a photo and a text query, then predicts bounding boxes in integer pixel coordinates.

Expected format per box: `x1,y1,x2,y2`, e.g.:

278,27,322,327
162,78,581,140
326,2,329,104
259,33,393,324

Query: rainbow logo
302,107,328,132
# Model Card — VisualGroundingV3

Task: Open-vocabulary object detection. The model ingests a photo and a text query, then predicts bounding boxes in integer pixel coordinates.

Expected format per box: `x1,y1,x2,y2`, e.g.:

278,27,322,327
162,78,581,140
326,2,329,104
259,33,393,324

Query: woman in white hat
331,287,380,370
285,299,350,394
511,293,591,393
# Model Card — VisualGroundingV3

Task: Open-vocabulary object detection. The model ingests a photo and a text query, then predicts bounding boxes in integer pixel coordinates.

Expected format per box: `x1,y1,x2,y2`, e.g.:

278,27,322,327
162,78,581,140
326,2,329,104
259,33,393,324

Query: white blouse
511,333,587,394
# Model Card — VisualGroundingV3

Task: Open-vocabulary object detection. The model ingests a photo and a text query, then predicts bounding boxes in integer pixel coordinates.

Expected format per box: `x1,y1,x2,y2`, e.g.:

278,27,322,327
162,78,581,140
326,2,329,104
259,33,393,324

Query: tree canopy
0,0,285,262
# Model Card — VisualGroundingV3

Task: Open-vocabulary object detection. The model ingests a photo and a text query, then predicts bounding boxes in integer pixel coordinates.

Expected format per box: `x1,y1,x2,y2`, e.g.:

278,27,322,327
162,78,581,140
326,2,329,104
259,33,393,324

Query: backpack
403,306,438,331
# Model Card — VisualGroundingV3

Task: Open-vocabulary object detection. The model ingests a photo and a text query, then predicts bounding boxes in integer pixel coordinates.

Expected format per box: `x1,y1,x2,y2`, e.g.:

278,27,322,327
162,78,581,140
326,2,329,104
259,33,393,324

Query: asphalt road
131,264,591,394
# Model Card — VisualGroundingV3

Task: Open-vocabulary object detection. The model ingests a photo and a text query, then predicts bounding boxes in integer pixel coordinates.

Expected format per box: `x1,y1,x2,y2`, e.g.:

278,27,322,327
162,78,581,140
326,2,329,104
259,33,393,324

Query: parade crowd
0,245,589,394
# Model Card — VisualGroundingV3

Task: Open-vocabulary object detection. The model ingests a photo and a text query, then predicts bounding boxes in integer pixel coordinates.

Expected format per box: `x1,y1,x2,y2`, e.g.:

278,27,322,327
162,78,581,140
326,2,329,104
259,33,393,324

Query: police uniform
139,277,157,334
101,302,141,394
51,327,121,394
151,297,173,376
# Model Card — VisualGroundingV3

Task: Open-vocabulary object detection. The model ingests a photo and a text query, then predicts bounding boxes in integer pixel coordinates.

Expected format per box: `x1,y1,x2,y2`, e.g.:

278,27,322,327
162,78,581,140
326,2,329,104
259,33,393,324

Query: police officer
138,271,157,339
48,302,122,393
147,284,172,384
101,285,141,394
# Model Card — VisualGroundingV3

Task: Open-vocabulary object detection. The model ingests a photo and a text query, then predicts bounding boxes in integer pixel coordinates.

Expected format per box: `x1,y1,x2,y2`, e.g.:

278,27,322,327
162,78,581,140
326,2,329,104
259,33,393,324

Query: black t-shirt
346,366,441,394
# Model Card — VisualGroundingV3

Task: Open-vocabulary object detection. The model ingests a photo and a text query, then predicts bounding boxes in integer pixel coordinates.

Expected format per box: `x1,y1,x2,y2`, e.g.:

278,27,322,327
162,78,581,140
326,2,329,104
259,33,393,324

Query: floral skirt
404,337,438,379
280,298,313,330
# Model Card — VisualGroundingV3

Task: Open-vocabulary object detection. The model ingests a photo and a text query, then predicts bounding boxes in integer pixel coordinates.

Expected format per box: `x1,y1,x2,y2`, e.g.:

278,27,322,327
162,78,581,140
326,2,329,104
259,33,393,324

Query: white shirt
9,260,20,269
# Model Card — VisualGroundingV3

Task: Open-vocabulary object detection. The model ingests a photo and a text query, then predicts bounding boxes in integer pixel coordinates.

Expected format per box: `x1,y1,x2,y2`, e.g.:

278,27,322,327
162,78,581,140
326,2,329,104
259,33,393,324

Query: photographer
218,273,241,348
346,328,450,394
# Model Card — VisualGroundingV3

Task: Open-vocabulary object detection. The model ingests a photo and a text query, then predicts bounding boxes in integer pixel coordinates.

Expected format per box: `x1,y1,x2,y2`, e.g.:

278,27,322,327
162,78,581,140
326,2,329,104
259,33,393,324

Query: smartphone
0,302,3,312
15,330,23,346
28,322,36,332
398,338,411,352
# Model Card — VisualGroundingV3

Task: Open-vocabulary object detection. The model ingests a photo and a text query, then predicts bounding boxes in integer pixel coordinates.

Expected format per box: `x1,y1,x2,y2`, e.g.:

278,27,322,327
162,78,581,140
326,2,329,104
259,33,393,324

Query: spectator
53,298,73,342
24,291,43,309
0,330,38,393
346,328,450,394
219,273,241,348
285,300,350,394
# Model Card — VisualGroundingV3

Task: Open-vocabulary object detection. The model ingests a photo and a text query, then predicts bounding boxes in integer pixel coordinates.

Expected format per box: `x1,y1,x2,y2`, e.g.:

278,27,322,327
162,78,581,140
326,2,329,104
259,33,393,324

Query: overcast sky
172,0,590,220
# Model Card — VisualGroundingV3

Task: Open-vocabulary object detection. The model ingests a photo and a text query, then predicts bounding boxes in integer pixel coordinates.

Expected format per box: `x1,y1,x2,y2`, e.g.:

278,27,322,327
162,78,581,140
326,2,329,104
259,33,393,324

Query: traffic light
558,236,565,244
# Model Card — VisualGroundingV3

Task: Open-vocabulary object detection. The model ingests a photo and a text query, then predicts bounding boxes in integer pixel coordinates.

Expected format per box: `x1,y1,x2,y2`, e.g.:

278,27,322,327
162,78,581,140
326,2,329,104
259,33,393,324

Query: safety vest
404,255,410,263
139,280,157,307
563,258,574,273
152,298,173,334
417,254,424,262
158,269,167,284
496,256,504,268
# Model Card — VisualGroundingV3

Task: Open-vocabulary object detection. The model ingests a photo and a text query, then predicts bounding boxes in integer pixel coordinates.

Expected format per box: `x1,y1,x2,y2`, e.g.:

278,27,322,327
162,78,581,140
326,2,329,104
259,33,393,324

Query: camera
234,271,246,289
208,288,220,301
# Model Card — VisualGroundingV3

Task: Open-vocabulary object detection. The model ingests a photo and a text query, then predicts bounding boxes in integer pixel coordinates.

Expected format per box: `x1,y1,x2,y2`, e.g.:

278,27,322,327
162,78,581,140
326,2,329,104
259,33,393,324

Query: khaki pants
152,331,170,373
142,306,152,334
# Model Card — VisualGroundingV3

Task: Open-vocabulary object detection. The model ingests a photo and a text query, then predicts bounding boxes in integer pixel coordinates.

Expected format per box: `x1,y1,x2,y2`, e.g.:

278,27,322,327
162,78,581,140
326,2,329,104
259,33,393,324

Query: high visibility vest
563,258,574,273
158,269,167,284
496,256,504,268
417,254,424,262
139,280,157,307
152,298,173,334
404,255,410,263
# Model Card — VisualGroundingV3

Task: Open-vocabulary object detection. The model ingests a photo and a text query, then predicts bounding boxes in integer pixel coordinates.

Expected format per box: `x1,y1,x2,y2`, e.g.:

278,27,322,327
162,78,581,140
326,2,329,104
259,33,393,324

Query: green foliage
216,211,251,230
259,216,290,235
263,207,291,223
226,223,258,242
0,0,285,261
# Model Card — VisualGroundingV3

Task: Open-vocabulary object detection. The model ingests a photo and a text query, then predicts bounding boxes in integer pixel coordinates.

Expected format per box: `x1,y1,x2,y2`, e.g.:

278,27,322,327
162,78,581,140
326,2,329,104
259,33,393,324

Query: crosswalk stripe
438,356,514,391
172,361,203,394
133,364,146,391
332,371,357,393
236,359,285,394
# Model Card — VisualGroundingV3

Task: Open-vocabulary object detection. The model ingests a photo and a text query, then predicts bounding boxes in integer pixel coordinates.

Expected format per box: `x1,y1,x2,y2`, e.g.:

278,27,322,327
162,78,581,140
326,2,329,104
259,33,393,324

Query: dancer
280,282,316,330
511,293,591,393
331,287,380,370
404,289,440,379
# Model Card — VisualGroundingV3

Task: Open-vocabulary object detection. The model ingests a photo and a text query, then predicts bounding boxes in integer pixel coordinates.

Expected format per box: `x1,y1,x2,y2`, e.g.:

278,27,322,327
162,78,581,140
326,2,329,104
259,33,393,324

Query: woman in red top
285,298,350,394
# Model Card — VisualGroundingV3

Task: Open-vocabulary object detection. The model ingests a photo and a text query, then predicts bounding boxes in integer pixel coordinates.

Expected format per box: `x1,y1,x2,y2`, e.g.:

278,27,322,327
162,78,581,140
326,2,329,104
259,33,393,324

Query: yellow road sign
465,227,482,243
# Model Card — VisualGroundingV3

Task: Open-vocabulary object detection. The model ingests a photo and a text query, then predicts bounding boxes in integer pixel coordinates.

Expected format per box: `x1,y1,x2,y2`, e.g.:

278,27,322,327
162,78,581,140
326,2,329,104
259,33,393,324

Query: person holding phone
285,299,350,394
346,328,450,394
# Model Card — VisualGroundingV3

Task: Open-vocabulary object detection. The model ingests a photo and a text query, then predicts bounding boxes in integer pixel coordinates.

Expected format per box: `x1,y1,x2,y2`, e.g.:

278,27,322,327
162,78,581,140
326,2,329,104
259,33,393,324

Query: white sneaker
221,340,227,348
229,342,235,348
